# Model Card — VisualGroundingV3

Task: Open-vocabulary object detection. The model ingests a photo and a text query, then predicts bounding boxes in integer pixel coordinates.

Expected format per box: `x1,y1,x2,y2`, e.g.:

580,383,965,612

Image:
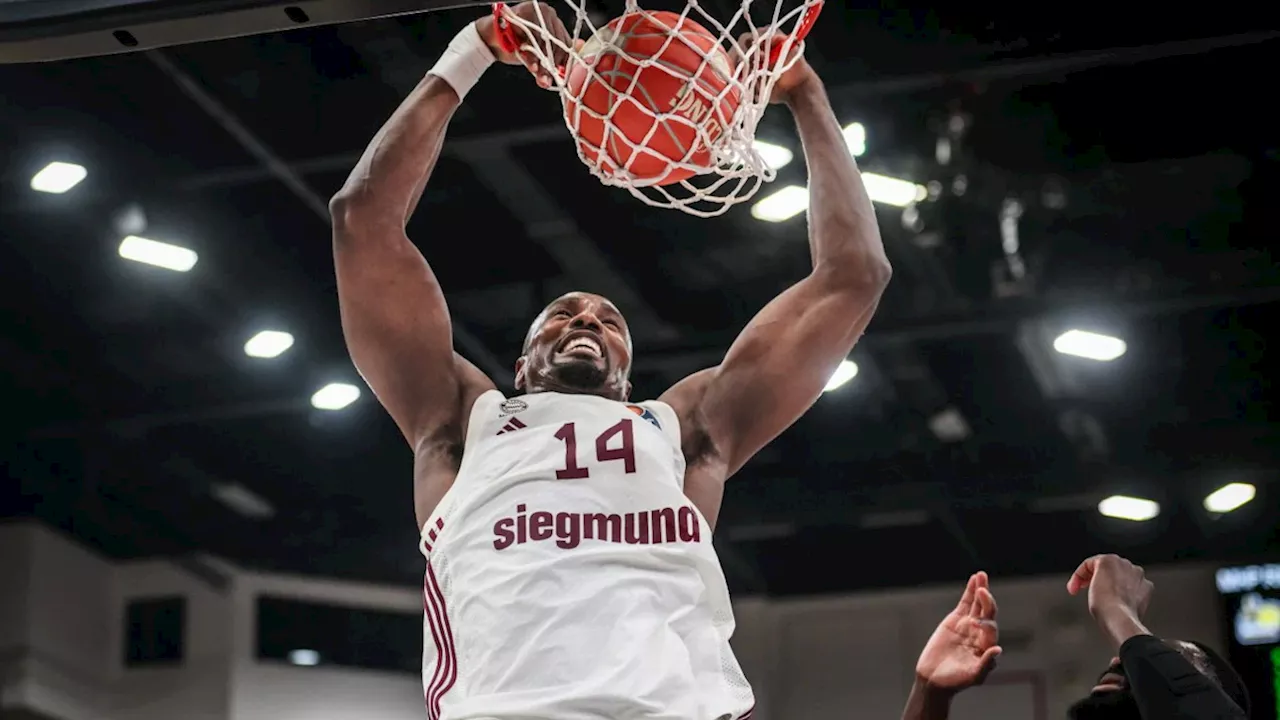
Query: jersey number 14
553,420,636,479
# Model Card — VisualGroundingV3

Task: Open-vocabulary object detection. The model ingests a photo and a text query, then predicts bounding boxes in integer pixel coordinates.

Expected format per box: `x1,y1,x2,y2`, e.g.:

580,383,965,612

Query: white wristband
428,21,498,101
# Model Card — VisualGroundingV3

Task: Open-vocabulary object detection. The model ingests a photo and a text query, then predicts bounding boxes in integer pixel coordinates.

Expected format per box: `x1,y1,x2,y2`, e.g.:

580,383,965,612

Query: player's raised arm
663,49,891,479
329,3,568,450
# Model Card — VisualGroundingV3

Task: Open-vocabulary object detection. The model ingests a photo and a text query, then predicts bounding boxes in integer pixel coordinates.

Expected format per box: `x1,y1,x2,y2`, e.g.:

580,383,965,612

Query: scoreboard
1217,564,1280,719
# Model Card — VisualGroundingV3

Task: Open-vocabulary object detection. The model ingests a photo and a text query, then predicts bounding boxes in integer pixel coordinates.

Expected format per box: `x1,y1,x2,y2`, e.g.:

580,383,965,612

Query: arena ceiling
1,1,1277,597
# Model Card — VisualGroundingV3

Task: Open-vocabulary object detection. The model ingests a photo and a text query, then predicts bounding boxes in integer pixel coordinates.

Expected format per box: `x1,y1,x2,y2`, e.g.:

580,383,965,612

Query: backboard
0,0,487,63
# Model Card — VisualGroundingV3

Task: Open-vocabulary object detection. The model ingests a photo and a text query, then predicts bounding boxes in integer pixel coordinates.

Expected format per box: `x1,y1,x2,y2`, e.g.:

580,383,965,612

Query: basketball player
329,2,890,718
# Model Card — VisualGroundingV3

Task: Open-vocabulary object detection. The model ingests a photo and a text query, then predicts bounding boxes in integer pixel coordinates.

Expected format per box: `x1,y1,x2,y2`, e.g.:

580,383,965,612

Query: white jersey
419,390,755,720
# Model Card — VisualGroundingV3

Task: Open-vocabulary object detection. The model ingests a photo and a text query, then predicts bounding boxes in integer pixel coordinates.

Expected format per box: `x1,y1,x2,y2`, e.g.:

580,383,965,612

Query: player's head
515,292,633,401
1067,640,1248,720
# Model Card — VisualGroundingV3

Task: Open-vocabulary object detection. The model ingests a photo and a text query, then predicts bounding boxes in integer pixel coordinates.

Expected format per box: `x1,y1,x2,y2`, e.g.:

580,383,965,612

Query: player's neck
520,384,627,402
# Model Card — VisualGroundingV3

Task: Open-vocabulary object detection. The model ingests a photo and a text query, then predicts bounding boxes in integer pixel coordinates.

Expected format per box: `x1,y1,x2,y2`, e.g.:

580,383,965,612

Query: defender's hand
915,572,1002,695
1067,553,1154,621
478,2,573,89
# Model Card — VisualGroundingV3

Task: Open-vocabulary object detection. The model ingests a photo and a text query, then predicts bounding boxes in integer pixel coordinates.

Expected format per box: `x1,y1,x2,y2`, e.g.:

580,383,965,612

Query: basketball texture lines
564,12,741,186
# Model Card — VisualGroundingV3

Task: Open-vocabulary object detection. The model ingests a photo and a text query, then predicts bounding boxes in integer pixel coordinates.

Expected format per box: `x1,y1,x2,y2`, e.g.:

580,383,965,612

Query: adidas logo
496,417,527,436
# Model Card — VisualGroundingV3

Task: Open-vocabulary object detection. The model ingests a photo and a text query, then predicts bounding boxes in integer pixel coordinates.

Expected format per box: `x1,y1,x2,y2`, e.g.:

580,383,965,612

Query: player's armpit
680,261,887,476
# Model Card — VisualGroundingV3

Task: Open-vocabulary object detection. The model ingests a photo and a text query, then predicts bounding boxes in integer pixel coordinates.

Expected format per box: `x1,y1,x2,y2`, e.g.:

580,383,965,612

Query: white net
495,0,824,217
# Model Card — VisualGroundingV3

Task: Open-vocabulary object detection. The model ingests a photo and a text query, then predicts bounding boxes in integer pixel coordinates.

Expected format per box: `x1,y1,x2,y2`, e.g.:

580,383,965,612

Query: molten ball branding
669,80,728,147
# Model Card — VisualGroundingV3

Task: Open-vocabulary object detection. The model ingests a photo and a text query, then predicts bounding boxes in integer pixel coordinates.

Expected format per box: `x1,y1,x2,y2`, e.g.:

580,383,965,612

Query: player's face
516,292,633,400
1068,658,1137,720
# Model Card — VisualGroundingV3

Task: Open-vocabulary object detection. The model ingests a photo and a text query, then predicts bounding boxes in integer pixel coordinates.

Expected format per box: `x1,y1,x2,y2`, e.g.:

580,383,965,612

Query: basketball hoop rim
488,0,826,217
489,0,824,70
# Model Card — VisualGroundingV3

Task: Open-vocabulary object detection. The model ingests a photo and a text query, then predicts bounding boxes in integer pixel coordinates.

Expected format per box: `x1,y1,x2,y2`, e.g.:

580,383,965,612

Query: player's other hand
1067,553,1154,621
479,2,574,89
732,32,818,104
915,572,1002,696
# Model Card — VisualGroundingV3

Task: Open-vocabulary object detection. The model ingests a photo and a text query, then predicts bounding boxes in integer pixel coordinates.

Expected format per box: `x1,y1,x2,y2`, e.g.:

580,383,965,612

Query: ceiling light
287,649,320,666
311,382,360,410
118,235,198,272
30,161,87,193
1204,482,1256,513
244,330,294,359
1053,329,1126,361
928,407,971,442
751,184,808,222
823,360,858,392
752,140,793,170
843,122,866,157
751,174,925,221
862,172,927,207
1098,495,1159,522
210,482,275,519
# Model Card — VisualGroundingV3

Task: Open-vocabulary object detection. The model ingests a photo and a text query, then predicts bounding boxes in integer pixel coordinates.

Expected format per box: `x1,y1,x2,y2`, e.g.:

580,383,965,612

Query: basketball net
493,0,823,217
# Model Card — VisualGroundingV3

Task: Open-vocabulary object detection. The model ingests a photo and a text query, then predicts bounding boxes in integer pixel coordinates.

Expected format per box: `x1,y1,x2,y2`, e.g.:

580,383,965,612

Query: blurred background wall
0,521,1229,720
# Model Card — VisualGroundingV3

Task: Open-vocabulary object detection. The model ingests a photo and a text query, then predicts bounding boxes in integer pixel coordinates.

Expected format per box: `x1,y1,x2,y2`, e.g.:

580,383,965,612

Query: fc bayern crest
500,398,528,416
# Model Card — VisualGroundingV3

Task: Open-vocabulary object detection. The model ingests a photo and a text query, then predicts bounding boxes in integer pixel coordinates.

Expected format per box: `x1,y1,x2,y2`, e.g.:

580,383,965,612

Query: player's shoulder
658,367,717,421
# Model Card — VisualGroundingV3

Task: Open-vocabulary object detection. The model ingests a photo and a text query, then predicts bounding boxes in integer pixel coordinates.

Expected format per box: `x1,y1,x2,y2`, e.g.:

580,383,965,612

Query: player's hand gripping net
492,0,823,217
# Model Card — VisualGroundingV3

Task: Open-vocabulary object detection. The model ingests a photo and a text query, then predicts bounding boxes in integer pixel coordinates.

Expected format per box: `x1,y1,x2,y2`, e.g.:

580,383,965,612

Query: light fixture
823,360,858,392
311,382,360,410
1053,329,1127,362
118,235,198,272
928,407,971,442
1204,483,1256,514
287,649,320,666
752,140,793,170
751,184,809,222
751,174,926,221
862,172,927,207
843,122,866,157
1098,495,1160,522
210,482,275,519
244,330,294,359
30,161,87,194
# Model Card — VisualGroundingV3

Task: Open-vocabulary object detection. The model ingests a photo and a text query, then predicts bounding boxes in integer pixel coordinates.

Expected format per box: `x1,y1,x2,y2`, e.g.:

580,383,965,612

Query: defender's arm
663,73,891,479
900,680,954,720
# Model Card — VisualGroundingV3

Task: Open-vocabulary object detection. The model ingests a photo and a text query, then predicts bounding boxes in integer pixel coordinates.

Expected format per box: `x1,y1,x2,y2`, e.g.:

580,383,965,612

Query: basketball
564,11,741,186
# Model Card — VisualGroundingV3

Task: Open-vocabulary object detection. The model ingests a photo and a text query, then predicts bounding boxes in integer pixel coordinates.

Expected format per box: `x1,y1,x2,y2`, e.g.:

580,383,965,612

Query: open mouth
557,332,603,359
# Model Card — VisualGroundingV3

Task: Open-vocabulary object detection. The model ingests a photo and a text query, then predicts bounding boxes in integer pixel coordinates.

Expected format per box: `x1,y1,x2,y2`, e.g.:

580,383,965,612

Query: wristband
428,21,497,101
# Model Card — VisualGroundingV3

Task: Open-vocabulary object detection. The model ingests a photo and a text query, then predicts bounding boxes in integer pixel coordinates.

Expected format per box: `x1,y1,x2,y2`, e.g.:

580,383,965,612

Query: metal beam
928,493,983,566
0,0,491,64
827,30,1280,102
146,49,329,222
26,279,1280,438
635,283,1280,368
147,48,513,386
452,143,677,342
173,29,1279,196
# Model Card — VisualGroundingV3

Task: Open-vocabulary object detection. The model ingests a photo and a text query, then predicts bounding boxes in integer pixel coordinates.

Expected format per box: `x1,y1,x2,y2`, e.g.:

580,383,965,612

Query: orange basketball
564,12,740,186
